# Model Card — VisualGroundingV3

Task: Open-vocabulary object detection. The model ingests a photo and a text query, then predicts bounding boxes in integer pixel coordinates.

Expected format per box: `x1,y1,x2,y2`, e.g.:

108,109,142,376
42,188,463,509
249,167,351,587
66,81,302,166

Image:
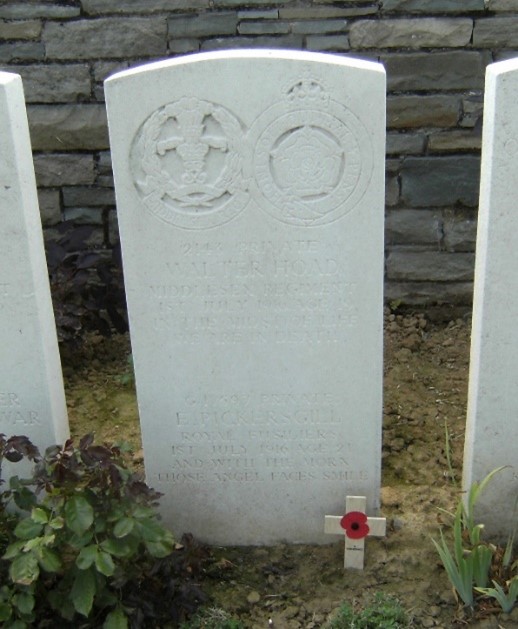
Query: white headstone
0,72,69,476
463,58,518,540
105,50,386,545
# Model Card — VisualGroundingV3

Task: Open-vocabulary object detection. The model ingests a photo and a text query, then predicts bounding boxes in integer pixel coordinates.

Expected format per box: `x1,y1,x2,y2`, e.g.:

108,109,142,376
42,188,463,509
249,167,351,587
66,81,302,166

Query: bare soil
63,310,518,628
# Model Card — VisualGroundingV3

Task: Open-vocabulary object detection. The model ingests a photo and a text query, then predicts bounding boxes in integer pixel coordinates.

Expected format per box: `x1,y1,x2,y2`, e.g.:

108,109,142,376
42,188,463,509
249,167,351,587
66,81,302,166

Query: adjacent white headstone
106,50,386,545
0,72,69,477
463,58,518,540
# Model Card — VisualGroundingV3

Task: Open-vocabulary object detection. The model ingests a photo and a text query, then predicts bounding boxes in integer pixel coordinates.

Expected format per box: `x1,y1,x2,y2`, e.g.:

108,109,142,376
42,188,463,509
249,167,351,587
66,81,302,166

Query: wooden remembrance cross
325,496,386,569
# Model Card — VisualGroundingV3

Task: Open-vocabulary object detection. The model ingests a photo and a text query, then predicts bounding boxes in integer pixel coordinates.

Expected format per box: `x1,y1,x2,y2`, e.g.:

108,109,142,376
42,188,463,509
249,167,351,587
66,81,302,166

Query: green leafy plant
0,434,41,550
324,592,409,628
0,433,207,627
0,434,41,491
476,576,518,613
433,467,517,613
0,435,43,627
432,503,481,608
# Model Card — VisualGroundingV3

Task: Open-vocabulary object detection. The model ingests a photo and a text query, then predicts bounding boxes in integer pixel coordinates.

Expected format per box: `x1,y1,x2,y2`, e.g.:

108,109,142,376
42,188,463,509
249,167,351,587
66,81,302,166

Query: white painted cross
325,495,386,569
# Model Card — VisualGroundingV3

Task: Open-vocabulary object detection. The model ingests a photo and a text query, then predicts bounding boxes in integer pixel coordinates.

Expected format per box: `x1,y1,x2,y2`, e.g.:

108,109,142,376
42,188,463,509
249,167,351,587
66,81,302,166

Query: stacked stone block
1,0,517,304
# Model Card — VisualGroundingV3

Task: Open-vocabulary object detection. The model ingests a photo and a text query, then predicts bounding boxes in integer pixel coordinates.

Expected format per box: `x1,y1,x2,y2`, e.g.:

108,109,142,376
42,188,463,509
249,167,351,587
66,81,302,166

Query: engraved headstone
105,50,386,544
0,72,69,476
463,58,518,540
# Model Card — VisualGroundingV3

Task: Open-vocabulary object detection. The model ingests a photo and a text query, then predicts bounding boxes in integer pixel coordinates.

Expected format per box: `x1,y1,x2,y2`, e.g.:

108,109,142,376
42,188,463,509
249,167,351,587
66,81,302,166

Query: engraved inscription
149,238,358,346
130,97,249,229
0,392,41,426
154,391,369,485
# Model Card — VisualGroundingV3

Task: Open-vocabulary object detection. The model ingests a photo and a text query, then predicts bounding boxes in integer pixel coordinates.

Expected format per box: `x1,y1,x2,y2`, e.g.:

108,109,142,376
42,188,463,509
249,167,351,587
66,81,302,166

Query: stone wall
2,0,517,305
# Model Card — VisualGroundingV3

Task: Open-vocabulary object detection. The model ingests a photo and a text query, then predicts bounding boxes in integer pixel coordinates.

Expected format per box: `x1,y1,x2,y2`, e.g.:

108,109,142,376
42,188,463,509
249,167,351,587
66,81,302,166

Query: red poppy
340,511,370,539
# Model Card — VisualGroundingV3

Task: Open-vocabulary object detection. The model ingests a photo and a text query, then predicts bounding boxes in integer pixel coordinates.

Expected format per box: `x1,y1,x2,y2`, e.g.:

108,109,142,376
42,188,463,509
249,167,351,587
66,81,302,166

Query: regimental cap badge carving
129,72,374,230
250,75,373,227
130,97,249,229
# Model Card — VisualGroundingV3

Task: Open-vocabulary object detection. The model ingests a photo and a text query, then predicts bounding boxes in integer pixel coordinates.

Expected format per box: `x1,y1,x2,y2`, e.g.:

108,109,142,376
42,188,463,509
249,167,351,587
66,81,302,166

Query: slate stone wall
2,0,517,305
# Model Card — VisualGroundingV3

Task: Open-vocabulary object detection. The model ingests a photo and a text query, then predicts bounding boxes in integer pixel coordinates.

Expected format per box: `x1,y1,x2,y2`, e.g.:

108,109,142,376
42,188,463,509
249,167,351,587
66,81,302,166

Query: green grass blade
432,533,474,607
472,544,493,588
